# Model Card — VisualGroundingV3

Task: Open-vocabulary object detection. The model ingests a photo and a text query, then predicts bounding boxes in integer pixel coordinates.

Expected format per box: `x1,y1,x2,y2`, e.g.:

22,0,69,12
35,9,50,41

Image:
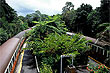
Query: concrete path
20,50,37,73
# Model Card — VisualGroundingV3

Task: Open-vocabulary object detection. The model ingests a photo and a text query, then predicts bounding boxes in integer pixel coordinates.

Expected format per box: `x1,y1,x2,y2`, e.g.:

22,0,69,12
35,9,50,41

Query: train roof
0,38,20,73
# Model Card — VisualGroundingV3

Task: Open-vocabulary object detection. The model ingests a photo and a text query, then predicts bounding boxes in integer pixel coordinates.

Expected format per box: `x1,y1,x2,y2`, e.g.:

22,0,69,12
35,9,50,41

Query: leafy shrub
25,15,90,73
40,63,53,73
26,15,68,40
26,33,90,72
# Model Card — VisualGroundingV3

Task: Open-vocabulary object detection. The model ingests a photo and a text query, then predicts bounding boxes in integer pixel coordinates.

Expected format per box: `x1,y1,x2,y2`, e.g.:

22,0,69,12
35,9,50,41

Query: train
0,28,31,73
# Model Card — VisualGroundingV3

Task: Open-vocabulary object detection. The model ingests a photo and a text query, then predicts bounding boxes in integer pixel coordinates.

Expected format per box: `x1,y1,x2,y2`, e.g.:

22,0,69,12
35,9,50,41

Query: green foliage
62,2,75,31
40,63,53,73
29,33,88,54
0,1,29,45
97,23,110,42
0,17,8,28
87,8,101,37
62,2,74,13
0,16,28,38
0,0,17,22
27,15,68,40
26,32,90,72
97,23,110,32
0,28,8,45
72,3,93,34
62,1,110,38
62,3,93,36
25,10,49,27
62,10,76,31
25,13,91,72
0,1,28,45
100,0,110,23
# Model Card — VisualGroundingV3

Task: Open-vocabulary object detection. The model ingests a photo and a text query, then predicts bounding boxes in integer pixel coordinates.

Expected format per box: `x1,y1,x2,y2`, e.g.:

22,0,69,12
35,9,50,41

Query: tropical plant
27,15,68,40
26,32,90,72
40,63,53,73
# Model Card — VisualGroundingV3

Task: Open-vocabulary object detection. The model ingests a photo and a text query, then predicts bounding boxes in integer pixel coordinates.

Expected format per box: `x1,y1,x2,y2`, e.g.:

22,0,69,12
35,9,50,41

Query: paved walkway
21,50,36,73
14,49,37,73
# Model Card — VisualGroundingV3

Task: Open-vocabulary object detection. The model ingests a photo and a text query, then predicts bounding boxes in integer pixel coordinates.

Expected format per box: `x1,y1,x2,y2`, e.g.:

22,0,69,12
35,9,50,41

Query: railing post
107,51,109,57
103,50,105,55
35,56,40,73
96,46,98,52
72,56,73,65
60,55,63,73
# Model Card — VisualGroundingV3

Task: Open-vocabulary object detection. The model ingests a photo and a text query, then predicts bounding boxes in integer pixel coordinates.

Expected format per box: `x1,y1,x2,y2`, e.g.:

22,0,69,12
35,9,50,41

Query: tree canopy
0,0,28,45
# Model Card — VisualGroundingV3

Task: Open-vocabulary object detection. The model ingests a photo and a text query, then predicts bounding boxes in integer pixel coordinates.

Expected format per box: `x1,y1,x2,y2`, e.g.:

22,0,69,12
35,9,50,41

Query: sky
6,0,101,16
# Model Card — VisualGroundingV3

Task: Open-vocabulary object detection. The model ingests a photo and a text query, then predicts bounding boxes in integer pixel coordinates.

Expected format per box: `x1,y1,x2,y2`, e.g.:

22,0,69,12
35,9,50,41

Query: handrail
60,54,74,73
87,43,109,57
66,32,109,57
87,43,104,50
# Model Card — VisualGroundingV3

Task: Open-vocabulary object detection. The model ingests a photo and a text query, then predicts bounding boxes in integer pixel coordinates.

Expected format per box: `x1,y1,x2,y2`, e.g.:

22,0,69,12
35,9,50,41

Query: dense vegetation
0,0,109,72
0,0,28,45
25,15,90,72
0,0,109,45
62,0,110,39
25,0,109,72
24,0,110,42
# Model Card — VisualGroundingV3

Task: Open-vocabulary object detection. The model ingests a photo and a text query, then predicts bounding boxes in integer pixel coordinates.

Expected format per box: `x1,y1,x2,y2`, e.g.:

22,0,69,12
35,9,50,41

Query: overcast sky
6,0,101,16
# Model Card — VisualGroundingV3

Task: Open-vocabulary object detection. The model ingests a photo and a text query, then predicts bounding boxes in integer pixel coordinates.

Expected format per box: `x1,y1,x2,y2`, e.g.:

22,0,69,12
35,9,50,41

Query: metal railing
4,37,24,73
66,32,109,57
60,54,74,73
87,43,109,57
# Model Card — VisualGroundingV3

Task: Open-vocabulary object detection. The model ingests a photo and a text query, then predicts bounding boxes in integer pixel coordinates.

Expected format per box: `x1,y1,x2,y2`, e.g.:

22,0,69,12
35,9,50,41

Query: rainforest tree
0,0,28,45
